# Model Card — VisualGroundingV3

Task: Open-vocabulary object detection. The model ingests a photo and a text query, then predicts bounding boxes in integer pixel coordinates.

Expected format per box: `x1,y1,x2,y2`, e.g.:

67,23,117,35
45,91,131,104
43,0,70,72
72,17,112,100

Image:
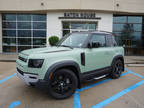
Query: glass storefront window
113,16,127,23
3,38,16,46
2,22,16,29
17,22,31,29
2,14,47,53
113,24,125,31
133,24,142,31
33,30,46,37
62,22,97,36
113,15,144,55
18,30,31,37
3,30,16,37
2,14,16,21
17,14,31,21
33,38,46,45
128,16,142,23
18,38,31,45
3,46,16,53
33,14,46,21
33,22,46,29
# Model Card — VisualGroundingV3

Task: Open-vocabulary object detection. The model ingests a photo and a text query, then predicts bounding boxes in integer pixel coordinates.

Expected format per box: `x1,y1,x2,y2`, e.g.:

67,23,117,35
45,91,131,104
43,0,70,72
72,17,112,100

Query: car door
84,33,110,72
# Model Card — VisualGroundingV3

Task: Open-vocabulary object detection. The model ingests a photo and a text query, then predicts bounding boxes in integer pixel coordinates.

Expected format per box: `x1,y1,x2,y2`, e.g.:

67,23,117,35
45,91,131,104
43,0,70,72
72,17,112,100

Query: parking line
9,101,21,108
77,71,131,92
0,73,16,84
74,91,81,108
91,80,144,108
74,71,130,108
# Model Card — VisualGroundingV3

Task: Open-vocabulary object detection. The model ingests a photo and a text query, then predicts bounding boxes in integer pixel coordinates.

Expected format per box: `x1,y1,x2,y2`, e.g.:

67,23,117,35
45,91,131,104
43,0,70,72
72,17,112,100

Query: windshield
57,33,89,48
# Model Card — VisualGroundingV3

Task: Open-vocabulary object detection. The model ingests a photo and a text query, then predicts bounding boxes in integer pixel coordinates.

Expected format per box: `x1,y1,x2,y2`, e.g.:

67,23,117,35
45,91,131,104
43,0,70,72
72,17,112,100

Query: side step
85,74,108,82
93,75,107,80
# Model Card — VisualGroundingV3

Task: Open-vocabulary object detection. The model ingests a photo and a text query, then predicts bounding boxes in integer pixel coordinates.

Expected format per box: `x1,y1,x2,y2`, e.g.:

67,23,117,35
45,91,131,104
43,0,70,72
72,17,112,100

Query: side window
106,35,118,47
106,35,113,47
90,34,106,47
112,35,117,46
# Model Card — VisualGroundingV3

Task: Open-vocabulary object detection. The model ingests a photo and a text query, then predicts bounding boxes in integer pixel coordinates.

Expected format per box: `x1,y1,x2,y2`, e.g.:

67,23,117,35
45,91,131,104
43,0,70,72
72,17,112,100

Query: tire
110,59,123,79
48,69,78,99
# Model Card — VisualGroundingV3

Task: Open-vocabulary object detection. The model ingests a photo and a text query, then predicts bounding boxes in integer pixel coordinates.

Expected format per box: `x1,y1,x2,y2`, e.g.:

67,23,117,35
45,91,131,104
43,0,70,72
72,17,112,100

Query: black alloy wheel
48,69,78,99
110,59,123,79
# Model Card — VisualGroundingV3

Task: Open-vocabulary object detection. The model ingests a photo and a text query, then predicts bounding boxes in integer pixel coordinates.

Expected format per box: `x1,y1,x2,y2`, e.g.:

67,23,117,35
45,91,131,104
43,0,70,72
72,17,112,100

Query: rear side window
90,34,106,47
106,35,117,47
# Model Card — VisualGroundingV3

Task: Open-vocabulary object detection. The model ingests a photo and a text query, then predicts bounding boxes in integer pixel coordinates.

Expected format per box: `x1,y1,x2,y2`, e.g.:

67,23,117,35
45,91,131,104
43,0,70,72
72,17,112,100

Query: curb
0,60,16,62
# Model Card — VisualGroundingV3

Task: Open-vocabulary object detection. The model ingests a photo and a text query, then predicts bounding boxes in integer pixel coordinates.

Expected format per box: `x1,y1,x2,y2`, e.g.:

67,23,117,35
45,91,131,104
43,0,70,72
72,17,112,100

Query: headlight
28,59,44,68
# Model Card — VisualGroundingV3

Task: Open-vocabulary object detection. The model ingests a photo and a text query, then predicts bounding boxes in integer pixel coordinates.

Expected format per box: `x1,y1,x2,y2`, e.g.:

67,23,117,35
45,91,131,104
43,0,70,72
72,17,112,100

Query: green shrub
48,36,59,46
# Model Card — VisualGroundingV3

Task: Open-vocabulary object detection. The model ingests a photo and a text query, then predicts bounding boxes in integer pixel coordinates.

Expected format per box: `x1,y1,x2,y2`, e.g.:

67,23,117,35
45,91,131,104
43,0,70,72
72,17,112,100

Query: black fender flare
44,60,81,87
111,55,125,71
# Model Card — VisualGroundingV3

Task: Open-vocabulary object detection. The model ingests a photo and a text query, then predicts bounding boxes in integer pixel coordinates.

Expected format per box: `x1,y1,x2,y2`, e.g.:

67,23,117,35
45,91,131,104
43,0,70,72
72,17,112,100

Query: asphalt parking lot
0,62,144,108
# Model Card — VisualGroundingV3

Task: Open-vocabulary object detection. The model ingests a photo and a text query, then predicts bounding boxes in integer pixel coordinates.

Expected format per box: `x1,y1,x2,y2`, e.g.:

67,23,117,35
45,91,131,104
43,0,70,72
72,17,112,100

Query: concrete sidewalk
0,54,144,64
0,54,18,62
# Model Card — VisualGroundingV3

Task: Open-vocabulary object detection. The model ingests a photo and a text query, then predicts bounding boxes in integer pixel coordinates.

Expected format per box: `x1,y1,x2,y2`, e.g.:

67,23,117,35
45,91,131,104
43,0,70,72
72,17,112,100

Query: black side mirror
88,41,100,48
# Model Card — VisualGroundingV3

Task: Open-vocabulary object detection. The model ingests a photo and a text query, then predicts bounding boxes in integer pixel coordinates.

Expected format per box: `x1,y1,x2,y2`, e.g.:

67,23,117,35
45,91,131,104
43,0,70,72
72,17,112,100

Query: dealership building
0,0,144,55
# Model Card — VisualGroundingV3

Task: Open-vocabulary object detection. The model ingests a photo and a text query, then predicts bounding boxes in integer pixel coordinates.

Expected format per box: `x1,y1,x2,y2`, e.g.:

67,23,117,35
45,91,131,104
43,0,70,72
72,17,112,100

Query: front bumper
16,68,39,85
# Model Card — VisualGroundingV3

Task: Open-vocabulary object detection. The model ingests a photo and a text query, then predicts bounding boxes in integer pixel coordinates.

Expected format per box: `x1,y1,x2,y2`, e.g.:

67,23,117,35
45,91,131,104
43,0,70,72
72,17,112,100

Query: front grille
18,56,27,62
17,68,24,75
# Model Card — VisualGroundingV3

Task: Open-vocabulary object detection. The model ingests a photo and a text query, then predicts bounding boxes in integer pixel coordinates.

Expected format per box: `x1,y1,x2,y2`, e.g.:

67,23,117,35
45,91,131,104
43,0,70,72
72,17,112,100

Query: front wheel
110,59,123,79
48,69,78,99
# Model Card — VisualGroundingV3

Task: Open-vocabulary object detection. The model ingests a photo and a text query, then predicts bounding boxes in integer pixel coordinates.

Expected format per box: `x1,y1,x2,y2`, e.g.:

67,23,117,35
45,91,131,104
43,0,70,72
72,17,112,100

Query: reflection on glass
33,30,46,37
33,46,45,48
33,38,46,45
63,22,70,29
2,14,16,21
33,22,46,29
128,16,142,23
3,38,16,45
71,23,89,29
113,24,125,31
63,30,70,36
113,16,127,23
18,30,31,37
33,14,46,21
2,22,16,29
133,32,141,40
2,14,47,53
18,22,31,29
17,14,31,21
133,24,142,31
18,38,31,45
3,30,16,37
89,24,96,30
18,46,31,52
3,46,16,53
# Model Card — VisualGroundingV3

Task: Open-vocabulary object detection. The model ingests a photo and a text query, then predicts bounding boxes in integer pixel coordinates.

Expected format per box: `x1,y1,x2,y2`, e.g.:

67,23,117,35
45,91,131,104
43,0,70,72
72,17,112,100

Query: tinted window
17,14,31,21
33,14,46,21
33,22,46,29
17,22,31,29
90,34,106,47
2,14,16,21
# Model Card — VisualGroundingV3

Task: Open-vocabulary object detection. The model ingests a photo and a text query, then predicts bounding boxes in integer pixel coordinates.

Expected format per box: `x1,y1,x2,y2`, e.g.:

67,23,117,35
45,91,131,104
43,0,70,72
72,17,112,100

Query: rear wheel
48,69,78,99
110,59,123,79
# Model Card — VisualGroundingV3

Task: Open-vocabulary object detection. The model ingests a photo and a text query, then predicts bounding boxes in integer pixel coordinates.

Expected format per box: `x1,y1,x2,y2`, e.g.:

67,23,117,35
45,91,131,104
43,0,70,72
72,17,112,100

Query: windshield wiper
57,45,73,49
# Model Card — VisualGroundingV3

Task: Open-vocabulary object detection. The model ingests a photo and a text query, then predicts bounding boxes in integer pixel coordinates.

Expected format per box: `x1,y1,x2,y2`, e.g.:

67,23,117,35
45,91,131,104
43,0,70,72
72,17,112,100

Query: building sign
59,12,101,19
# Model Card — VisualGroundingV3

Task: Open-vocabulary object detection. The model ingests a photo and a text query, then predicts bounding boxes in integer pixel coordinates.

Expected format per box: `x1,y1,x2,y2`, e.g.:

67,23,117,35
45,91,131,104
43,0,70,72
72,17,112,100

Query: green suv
16,31,124,99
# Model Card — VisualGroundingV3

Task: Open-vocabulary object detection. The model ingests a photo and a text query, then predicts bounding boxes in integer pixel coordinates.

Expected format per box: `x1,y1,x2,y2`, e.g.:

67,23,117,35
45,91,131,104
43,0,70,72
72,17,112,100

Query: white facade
46,12,113,44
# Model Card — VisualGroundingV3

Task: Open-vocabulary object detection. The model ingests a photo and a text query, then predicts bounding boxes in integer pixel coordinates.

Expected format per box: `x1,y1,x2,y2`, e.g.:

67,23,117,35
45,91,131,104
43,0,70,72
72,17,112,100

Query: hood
20,47,72,56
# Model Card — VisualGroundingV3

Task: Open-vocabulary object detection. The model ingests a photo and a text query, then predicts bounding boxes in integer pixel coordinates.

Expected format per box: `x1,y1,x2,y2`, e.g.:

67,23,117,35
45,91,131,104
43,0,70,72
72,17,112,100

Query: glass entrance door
62,22,97,36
